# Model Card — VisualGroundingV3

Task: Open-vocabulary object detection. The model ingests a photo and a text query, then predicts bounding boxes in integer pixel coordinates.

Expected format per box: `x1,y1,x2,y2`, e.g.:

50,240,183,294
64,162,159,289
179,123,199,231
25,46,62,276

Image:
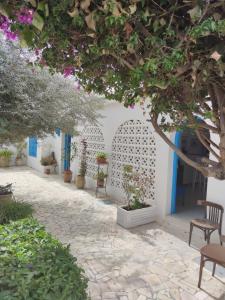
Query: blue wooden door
171,131,182,214
28,137,37,157
64,134,71,171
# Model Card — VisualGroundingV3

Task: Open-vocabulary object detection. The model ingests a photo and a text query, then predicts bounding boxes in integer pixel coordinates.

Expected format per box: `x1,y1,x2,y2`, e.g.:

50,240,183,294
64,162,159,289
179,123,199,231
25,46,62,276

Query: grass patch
0,218,88,300
0,201,33,224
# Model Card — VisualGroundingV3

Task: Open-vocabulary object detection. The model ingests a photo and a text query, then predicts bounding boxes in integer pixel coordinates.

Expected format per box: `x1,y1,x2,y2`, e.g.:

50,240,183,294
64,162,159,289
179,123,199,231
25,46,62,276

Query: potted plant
0,183,14,203
96,152,107,164
15,141,26,166
0,149,13,167
76,139,87,189
117,165,156,229
40,152,57,175
94,170,107,187
64,169,73,182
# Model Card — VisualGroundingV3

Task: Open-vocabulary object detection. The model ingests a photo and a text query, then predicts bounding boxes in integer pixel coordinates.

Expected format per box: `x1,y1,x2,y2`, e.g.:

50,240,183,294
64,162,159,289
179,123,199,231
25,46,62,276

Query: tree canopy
0,35,101,143
1,1,225,179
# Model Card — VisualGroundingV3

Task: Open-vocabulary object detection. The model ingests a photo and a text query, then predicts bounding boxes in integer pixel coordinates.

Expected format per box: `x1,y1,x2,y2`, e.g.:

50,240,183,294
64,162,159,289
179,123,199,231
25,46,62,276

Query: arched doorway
171,129,209,217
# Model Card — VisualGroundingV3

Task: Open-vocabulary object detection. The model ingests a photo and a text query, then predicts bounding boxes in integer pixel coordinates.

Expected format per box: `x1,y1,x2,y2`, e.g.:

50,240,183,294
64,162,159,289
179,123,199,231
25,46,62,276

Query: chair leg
218,229,222,246
198,254,204,288
204,230,207,241
189,223,193,246
206,231,211,244
212,263,216,277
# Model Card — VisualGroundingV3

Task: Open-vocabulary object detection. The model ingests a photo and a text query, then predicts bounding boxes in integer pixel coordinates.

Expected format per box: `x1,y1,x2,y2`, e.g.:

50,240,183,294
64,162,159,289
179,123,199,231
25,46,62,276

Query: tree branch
195,129,221,161
151,113,208,175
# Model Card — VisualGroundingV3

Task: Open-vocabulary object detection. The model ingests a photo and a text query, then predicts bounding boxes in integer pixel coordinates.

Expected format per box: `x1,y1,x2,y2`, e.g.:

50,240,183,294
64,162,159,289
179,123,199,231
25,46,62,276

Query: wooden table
221,235,225,245
198,244,225,288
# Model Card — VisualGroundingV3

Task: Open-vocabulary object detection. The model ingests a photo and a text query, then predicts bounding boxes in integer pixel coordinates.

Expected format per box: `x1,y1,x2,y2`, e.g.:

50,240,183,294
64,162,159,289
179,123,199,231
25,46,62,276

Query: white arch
111,119,156,204
79,125,105,178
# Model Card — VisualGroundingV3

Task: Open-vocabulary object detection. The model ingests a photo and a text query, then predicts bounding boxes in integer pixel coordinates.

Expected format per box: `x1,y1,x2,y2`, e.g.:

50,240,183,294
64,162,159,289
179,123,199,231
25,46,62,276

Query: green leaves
0,218,88,299
32,11,44,31
188,6,202,23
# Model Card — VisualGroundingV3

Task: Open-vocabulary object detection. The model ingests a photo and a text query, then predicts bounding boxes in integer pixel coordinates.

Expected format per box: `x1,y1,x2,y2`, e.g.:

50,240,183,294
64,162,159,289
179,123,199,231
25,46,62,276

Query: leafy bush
0,201,33,224
0,218,88,300
0,149,13,158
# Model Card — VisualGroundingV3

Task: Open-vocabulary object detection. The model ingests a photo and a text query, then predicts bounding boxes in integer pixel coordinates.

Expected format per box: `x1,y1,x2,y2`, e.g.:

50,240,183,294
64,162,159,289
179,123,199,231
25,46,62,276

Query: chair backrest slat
204,201,224,227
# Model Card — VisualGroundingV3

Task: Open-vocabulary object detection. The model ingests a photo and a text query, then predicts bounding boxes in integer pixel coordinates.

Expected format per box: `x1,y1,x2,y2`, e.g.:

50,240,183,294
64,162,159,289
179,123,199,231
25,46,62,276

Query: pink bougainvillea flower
129,103,135,109
0,15,10,32
5,30,18,41
0,14,18,41
63,66,74,78
16,8,34,25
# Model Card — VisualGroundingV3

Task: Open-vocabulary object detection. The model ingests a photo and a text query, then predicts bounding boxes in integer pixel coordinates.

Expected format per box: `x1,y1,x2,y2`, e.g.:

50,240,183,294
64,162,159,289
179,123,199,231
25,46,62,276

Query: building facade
26,101,225,233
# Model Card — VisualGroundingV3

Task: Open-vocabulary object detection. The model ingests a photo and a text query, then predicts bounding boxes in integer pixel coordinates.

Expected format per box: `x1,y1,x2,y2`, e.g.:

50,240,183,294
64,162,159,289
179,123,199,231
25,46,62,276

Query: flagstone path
1,167,224,300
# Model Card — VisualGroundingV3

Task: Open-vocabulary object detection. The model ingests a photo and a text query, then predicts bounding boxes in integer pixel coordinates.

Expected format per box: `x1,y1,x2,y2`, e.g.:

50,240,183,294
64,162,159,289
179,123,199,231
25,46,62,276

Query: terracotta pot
0,157,10,168
96,158,107,164
76,175,85,189
97,179,104,187
15,158,24,166
64,170,72,183
44,168,51,175
0,192,13,204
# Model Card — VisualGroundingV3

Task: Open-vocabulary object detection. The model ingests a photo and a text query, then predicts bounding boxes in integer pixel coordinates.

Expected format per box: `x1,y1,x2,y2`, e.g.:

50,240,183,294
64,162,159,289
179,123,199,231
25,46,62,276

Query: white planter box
117,205,156,229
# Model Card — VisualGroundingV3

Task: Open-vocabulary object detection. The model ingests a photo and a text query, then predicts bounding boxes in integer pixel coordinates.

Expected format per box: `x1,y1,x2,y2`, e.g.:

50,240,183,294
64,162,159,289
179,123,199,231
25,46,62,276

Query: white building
26,101,225,233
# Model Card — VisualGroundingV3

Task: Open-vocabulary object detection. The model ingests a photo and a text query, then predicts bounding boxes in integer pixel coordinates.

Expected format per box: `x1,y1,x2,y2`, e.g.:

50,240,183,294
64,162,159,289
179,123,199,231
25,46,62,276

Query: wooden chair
198,244,225,288
189,201,224,246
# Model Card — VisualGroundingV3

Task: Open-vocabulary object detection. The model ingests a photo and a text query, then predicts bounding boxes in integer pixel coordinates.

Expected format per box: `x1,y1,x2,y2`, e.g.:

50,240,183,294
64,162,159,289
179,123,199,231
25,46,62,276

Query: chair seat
191,219,219,230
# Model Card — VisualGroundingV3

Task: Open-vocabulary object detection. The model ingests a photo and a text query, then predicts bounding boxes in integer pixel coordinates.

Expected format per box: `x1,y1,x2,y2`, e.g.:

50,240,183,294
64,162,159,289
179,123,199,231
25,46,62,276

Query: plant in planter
117,165,156,229
0,149,13,167
40,152,57,175
76,139,87,189
96,152,107,164
94,170,107,187
15,141,27,166
0,183,14,203
63,141,77,183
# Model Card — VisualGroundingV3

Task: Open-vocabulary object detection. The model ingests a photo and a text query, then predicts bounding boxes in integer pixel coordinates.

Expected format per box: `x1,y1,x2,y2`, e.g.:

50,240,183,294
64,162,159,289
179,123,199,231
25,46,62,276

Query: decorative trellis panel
111,120,156,204
78,126,105,178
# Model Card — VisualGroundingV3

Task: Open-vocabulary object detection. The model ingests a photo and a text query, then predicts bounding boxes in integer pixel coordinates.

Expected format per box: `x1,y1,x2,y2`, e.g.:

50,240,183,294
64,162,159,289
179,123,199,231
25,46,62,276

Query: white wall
71,102,173,220
27,133,63,174
207,133,225,233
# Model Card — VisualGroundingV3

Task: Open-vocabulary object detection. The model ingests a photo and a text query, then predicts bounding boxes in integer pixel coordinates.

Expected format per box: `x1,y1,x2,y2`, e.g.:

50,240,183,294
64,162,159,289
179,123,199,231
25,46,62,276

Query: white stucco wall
71,101,173,220
27,133,63,174
206,133,225,233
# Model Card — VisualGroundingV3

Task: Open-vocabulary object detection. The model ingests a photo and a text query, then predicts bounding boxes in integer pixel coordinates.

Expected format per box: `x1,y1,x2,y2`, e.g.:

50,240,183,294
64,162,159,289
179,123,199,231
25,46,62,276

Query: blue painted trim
55,128,60,136
64,134,71,171
28,137,37,157
171,131,182,214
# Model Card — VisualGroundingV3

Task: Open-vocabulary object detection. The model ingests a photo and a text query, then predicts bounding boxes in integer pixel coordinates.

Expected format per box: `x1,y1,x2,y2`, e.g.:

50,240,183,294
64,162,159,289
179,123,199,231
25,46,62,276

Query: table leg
212,262,216,276
198,254,204,288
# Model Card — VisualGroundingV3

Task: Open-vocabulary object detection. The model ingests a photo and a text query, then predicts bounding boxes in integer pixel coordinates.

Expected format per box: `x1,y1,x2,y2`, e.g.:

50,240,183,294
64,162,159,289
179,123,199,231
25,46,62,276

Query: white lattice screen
78,125,105,178
111,120,156,204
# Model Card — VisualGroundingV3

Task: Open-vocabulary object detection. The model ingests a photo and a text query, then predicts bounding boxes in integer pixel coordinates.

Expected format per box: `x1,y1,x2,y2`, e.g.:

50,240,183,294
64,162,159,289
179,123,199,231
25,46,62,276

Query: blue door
171,131,182,214
64,134,71,171
28,137,37,157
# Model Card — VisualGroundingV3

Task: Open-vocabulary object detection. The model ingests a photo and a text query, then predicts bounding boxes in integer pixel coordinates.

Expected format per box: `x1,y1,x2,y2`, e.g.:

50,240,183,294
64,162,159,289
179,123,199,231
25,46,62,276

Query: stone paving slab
0,167,224,300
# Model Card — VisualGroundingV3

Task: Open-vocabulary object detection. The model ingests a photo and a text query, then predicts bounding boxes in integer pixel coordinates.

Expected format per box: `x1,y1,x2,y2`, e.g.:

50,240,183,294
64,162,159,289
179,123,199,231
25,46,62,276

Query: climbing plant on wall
1,1,225,179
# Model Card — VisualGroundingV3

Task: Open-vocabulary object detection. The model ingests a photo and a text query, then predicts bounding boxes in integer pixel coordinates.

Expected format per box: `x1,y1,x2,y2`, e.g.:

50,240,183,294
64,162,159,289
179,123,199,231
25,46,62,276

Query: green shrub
0,218,88,300
0,201,33,224
0,149,13,158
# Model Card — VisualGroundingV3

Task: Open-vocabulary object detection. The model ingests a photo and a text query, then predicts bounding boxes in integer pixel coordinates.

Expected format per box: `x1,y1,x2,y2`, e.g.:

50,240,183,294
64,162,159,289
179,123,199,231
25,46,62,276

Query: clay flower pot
44,168,51,175
96,157,107,164
76,175,85,189
97,178,104,187
0,157,10,168
64,170,72,183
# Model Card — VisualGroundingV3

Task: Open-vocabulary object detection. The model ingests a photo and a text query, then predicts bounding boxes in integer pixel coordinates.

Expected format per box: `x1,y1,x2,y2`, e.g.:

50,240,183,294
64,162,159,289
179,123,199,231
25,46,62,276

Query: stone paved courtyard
1,167,224,300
